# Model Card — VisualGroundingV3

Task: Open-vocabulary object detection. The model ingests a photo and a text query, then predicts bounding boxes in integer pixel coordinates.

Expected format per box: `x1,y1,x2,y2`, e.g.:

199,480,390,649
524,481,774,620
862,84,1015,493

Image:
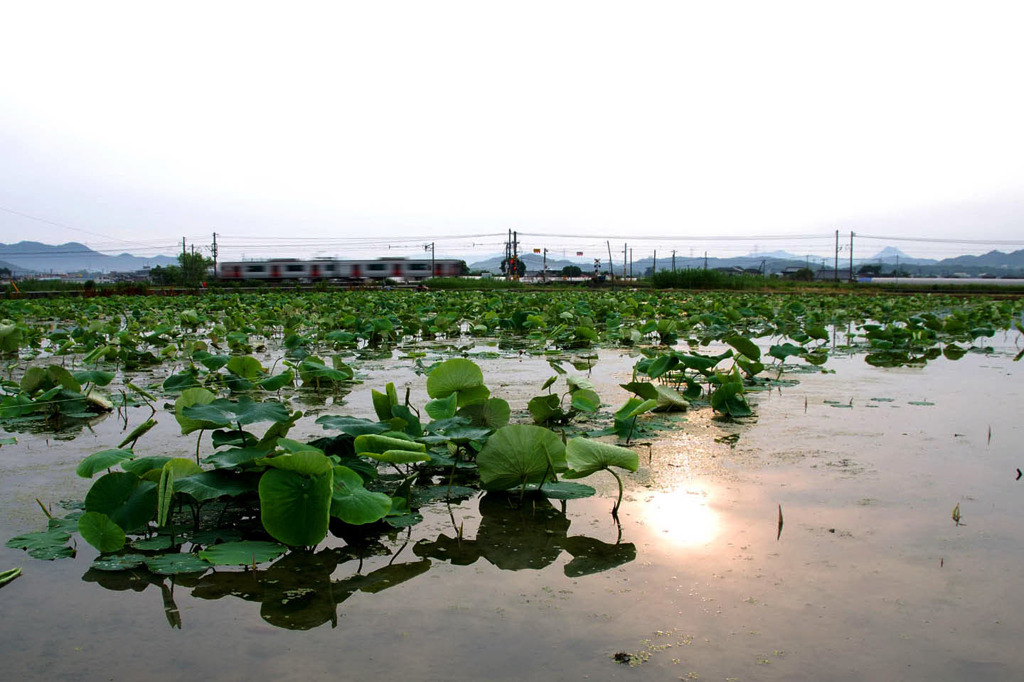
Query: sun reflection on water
641,488,720,547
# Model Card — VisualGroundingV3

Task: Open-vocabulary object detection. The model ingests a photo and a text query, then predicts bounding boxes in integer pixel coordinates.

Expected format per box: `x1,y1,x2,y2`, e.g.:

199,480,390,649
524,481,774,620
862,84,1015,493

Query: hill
0,241,178,274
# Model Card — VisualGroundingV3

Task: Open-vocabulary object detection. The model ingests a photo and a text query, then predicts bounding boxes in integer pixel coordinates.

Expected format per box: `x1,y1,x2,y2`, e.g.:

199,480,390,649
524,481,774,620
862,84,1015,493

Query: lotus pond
1,289,1022,680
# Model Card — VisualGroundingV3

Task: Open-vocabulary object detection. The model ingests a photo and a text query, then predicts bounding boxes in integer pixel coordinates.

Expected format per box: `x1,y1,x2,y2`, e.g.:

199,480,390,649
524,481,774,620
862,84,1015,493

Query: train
216,257,466,282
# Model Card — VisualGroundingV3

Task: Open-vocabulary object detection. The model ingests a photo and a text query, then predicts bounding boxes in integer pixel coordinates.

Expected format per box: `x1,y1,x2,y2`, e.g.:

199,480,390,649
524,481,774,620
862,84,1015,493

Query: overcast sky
2,1,1023,263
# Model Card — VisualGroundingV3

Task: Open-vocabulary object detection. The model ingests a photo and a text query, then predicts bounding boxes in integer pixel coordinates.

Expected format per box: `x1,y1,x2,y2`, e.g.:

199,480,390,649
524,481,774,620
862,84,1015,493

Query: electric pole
834,229,839,283
211,232,218,277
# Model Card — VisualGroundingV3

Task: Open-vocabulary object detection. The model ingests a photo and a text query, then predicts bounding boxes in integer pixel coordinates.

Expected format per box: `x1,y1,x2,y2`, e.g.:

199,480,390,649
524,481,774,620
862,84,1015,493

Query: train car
217,257,465,282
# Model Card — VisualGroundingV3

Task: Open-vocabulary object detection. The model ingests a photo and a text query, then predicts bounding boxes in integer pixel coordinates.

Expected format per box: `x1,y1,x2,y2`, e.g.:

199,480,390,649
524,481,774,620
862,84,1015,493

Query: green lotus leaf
425,393,458,421
77,511,126,554
174,387,218,435
203,445,274,470
650,385,689,412
6,528,74,560
226,355,265,380
371,388,394,421
528,393,562,424
619,381,660,401
477,424,566,491
192,351,230,371
143,553,211,575
426,358,488,407
198,540,287,566
725,335,761,361
90,553,146,572
84,472,157,533
315,415,391,436
175,470,259,502
523,481,596,499
330,465,392,525
564,439,639,479
121,456,173,477
76,448,135,478
182,397,291,428
162,369,201,392
570,389,601,413
363,449,431,464
259,369,294,391
457,397,511,429
354,433,427,456
259,466,333,546
261,450,333,476
73,370,115,387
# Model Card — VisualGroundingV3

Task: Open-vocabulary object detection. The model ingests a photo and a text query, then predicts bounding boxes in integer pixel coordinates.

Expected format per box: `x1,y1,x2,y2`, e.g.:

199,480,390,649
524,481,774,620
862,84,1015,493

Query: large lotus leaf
192,351,231,371
120,456,173,477
84,472,157,532
523,481,596,499
226,355,266,380
175,470,260,502
90,553,146,572
77,448,135,478
261,450,333,476
769,343,803,361
646,354,679,379
528,394,563,424
616,397,657,421
203,445,274,470
477,424,567,491
74,370,115,387
144,553,211,575
259,369,295,391
354,434,426,456
620,381,660,401
725,335,761,361
183,397,291,428
390,404,423,437
298,356,352,386
6,528,74,560
564,438,639,479
330,465,392,525
651,385,689,412
570,389,601,413
162,369,201,392
426,358,488,407
457,397,511,429
259,467,333,546
364,449,432,464
77,511,126,553
315,415,391,436
425,393,458,421
371,388,394,421
198,540,287,566
174,387,218,435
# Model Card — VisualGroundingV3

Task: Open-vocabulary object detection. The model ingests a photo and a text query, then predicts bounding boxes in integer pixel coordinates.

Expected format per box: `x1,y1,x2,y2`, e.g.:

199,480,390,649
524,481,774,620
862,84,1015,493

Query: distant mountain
936,249,1024,269
0,241,178,274
867,247,937,266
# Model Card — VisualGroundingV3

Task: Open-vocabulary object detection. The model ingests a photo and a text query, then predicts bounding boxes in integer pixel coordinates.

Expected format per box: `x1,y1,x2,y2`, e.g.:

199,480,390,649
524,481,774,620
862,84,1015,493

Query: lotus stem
609,469,624,517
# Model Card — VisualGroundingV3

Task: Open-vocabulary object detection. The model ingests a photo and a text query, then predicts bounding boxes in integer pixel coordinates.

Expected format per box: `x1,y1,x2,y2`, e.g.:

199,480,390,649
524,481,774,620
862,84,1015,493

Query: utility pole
623,243,627,282
672,250,676,272
834,229,839,283
211,232,218,277
653,250,657,277
542,248,547,282
513,231,519,281
425,242,435,277
704,251,708,270
849,231,854,281
629,248,633,279
182,237,186,259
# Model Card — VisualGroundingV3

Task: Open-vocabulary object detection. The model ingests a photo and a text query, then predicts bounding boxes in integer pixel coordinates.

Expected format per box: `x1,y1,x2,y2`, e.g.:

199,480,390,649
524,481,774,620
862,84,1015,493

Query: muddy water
1,344,1022,681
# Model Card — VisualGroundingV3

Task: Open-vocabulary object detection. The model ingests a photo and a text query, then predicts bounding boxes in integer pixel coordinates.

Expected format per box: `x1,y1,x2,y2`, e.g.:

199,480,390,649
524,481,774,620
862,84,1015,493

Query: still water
1,345,1021,681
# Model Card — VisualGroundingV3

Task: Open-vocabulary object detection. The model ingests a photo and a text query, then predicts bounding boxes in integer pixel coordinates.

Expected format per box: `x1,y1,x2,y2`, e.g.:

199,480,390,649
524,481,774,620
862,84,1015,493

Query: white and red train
217,257,465,282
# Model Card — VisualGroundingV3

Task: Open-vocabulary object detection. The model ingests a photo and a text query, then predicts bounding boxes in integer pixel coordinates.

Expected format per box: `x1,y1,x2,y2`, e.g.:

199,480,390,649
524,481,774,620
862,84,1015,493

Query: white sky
1,1,1023,263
